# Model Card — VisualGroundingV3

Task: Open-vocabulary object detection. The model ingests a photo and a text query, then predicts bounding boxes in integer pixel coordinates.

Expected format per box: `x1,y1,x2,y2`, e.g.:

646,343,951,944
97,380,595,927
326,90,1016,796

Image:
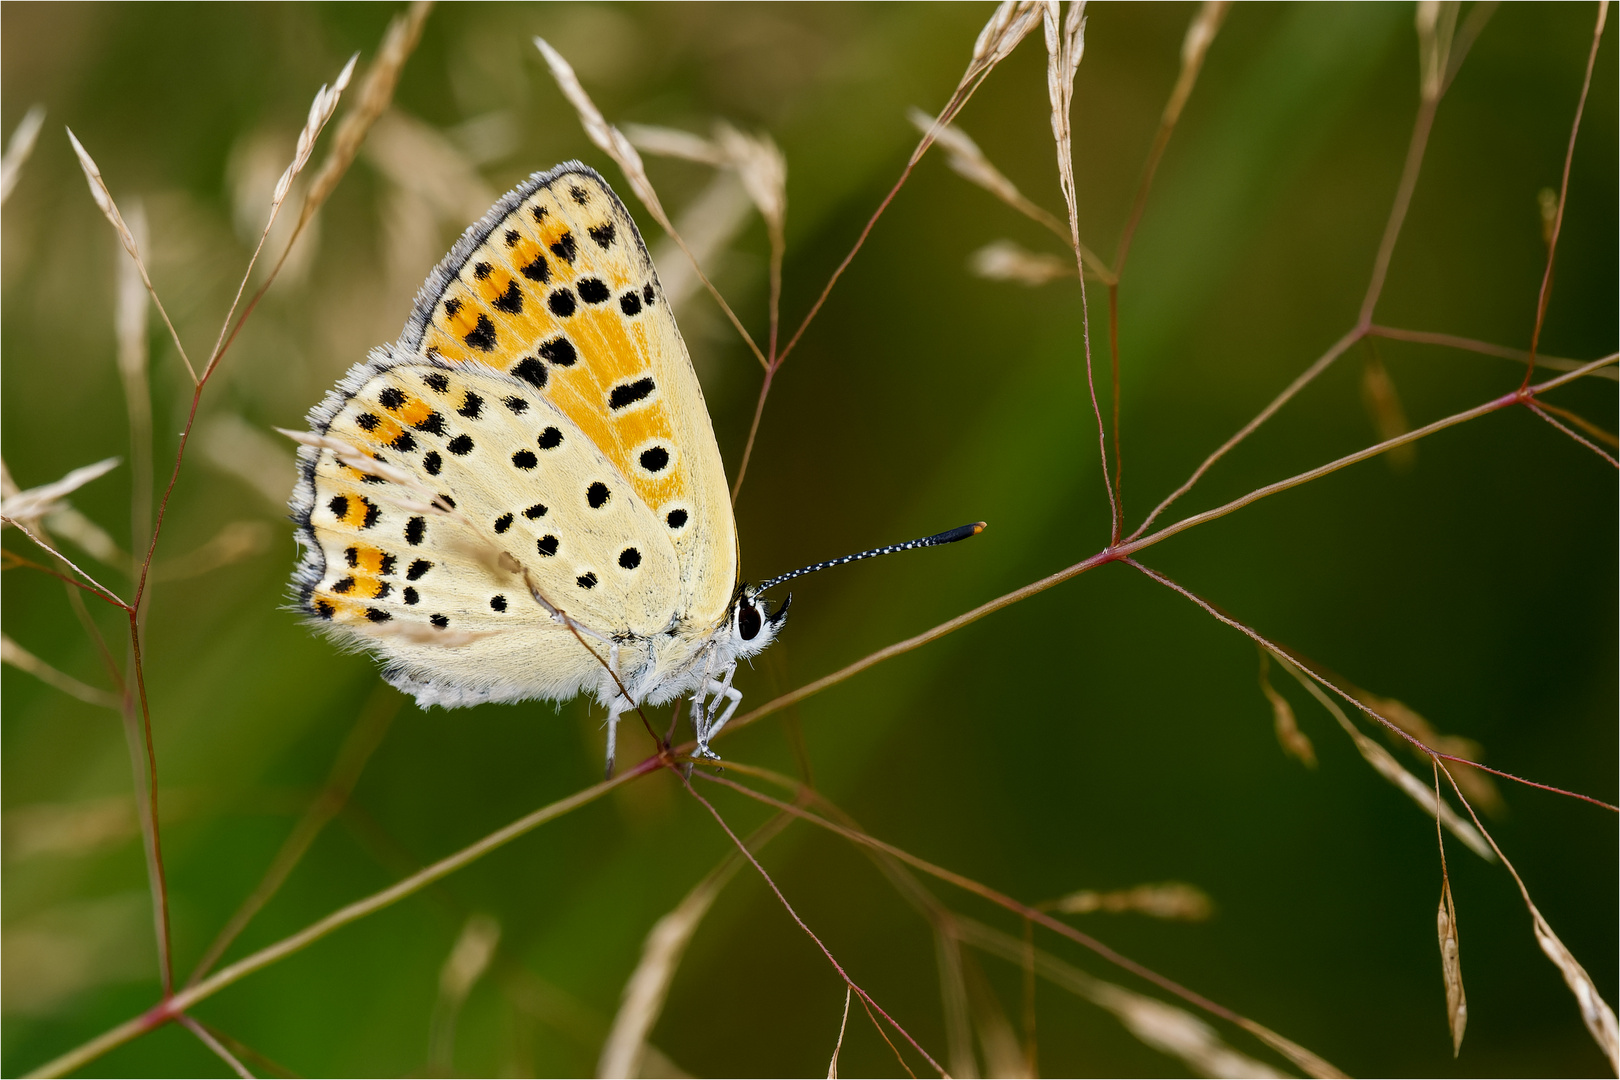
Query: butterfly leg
602,644,633,780
694,667,741,760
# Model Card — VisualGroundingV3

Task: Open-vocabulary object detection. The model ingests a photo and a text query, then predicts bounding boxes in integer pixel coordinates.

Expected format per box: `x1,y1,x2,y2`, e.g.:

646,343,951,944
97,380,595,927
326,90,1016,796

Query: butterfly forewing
401,164,736,629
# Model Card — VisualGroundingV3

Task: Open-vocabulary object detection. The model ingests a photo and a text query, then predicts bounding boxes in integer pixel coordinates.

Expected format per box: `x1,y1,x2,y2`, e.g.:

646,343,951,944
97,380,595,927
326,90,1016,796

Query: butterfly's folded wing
291,163,740,707
401,162,737,632
292,363,680,706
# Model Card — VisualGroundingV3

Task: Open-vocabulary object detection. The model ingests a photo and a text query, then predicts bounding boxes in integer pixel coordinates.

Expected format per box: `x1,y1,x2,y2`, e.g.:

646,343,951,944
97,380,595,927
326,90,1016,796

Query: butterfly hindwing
400,162,737,631
294,361,680,704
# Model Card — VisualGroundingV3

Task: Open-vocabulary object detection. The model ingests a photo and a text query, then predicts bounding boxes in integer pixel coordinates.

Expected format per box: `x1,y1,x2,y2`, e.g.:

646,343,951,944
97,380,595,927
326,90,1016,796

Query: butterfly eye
737,601,762,642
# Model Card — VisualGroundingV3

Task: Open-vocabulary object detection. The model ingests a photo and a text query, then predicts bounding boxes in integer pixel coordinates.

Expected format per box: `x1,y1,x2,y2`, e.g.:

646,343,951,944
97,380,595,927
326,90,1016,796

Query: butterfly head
727,584,791,659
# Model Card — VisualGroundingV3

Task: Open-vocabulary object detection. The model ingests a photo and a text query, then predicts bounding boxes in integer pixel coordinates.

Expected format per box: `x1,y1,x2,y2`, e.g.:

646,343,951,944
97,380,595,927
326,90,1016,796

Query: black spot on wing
423,451,443,475
415,412,446,435
619,547,641,569
537,535,559,557
569,186,589,206
512,449,537,470
490,595,507,612
513,357,547,388
620,291,642,316
333,576,356,594
492,280,523,314
328,495,349,519
503,396,529,414
473,262,492,280
407,559,432,581
550,231,577,263
458,392,484,419
639,446,669,472
361,499,380,529
464,314,497,351
586,482,611,509
405,517,426,545
643,283,656,306
521,253,549,283
315,600,335,619
576,572,597,590
524,502,547,519
589,222,616,248
666,509,688,529
390,431,416,452
539,338,576,366
365,607,391,623
547,289,576,318
356,413,381,432
345,546,359,567
379,387,405,409
431,613,450,628
447,434,474,456
504,229,521,247
577,277,610,304
494,513,513,534
609,377,655,410
403,587,419,605
538,427,563,450
423,372,449,393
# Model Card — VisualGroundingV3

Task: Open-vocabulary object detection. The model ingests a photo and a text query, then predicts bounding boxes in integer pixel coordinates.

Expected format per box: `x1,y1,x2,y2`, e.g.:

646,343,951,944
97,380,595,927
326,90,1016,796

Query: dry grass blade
116,200,154,582
1258,648,1317,767
969,239,1073,286
1,457,121,524
953,917,1289,1079
1,104,45,204
429,914,502,1072
1274,653,1493,860
1438,766,1618,1072
1047,881,1214,921
65,129,198,383
598,814,789,1080
934,926,977,1078
2,635,120,709
828,987,852,1079
1416,1,1462,103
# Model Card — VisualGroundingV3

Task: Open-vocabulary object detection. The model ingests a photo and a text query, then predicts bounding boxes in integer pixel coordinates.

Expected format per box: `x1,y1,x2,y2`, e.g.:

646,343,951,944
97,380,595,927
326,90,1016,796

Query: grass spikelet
1434,782,1467,1057
66,128,199,383
972,1,1044,73
429,914,502,1073
969,239,1072,285
1,635,120,709
274,55,357,208
0,457,121,525
1048,881,1214,921
1,103,45,204
1258,648,1317,767
1357,689,1502,816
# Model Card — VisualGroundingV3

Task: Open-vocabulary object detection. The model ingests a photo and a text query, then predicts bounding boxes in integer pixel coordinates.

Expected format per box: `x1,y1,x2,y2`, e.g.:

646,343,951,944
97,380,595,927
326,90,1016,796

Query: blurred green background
3,3,1615,1076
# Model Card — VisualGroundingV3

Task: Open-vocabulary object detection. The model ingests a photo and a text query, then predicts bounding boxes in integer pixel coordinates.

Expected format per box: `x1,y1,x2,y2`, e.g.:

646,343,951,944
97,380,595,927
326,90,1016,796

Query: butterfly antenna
755,521,986,594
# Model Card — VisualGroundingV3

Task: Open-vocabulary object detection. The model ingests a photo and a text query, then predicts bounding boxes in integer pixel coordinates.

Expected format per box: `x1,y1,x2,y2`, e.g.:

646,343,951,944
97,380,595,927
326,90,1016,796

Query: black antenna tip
755,518,988,593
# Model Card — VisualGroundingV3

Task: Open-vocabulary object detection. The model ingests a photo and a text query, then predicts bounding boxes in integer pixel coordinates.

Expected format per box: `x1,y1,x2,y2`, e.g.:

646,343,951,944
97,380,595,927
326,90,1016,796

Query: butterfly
289,162,980,775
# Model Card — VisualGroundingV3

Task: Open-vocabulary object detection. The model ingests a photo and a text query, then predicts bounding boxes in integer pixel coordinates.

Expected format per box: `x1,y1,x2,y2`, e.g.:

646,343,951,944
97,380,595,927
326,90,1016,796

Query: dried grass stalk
1,635,120,709
1,103,45,204
599,813,792,1079
1049,881,1213,921
969,239,1073,286
0,457,121,525
1258,649,1317,767
1415,1,1461,103
1042,0,1087,246
1437,877,1466,1056
65,130,199,383
827,987,852,1079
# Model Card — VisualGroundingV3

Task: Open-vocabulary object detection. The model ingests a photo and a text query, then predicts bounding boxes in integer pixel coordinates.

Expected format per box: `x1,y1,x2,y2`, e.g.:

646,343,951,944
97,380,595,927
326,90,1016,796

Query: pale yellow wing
398,162,737,631
291,361,678,706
